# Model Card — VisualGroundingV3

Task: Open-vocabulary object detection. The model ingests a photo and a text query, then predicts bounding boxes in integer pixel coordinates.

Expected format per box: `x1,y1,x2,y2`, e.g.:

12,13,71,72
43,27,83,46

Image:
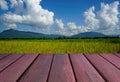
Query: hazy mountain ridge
0,29,64,39
71,32,106,38
0,29,119,39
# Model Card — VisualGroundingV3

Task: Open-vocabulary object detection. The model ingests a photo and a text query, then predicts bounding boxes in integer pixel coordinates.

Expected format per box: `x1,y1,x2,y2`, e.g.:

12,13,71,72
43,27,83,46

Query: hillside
0,29,64,39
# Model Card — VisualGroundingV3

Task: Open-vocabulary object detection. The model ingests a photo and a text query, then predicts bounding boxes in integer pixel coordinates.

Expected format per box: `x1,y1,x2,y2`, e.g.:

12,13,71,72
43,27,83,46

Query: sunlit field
0,38,119,54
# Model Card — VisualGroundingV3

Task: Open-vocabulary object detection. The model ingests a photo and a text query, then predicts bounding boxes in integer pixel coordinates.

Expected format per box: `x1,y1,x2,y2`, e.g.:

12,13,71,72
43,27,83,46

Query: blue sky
0,0,120,36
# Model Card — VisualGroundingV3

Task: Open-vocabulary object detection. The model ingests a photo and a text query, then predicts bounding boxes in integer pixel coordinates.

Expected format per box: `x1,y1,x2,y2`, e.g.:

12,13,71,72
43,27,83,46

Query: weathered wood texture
100,54,120,69
48,54,75,82
0,54,120,82
70,54,105,82
0,54,9,60
85,54,120,82
0,54,38,82
0,54,23,72
116,54,120,58
19,55,53,82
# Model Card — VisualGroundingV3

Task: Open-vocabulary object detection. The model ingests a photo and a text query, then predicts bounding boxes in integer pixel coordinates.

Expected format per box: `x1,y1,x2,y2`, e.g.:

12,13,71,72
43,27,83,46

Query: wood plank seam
0,54,10,60
84,54,107,82
48,54,75,82
17,54,40,82
68,54,77,82
85,54,120,82
0,55,24,72
115,55,120,58
46,54,54,82
115,54,120,58
70,54,105,82
17,54,53,82
99,54,120,70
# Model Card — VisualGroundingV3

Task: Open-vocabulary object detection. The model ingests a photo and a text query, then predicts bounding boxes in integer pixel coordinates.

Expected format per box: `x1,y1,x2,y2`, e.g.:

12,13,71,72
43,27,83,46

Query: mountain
71,32,106,38
0,29,64,39
0,29,116,39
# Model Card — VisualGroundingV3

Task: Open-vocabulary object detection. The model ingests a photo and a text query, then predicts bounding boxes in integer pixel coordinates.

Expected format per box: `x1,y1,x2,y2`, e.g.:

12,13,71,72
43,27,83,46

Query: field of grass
0,38,120,54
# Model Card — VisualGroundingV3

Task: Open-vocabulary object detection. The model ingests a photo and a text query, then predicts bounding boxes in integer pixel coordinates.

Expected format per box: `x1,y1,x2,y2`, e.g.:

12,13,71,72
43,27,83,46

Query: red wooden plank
48,54,75,82
85,54,120,82
18,54,53,82
0,54,38,82
100,54,120,69
0,54,9,60
0,54,23,72
70,54,105,82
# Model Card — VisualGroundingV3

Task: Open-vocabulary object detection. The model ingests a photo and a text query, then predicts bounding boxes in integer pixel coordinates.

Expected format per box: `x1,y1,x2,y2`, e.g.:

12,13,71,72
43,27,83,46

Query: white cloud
2,0,54,29
10,0,19,8
10,0,24,13
0,0,8,10
55,19,64,30
67,22,77,30
84,6,99,30
98,1,119,30
4,23,16,28
54,21,88,36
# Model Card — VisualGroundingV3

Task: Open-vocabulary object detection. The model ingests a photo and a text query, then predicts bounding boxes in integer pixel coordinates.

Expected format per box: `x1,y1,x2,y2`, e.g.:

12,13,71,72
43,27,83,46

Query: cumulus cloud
54,21,89,36
55,19,64,30
10,0,25,13
98,1,119,30
67,22,77,30
0,0,8,10
10,0,21,8
4,23,16,28
1,0,54,29
84,6,99,30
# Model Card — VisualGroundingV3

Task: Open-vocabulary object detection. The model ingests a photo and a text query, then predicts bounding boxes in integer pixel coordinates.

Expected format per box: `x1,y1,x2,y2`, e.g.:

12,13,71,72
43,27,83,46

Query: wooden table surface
0,54,120,82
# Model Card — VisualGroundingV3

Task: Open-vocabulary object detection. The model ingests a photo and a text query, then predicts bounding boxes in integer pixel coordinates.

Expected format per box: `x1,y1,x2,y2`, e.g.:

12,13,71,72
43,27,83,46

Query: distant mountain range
0,29,119,39
71,32,106,38
0,29,64,39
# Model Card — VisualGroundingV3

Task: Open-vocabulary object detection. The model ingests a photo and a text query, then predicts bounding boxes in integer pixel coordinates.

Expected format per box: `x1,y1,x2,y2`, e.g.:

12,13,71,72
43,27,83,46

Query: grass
0,38,120,54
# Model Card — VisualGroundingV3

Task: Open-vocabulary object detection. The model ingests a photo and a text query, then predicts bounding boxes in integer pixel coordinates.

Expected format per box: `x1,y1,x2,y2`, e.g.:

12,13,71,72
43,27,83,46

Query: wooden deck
0,54,120,82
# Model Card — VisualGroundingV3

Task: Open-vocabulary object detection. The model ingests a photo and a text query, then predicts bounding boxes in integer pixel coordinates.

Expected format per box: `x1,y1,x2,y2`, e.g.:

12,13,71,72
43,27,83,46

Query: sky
0,0,120,36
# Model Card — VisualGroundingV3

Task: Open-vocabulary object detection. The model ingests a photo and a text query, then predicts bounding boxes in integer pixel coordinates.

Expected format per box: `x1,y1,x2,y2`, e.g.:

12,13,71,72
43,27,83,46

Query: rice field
0,38,120,54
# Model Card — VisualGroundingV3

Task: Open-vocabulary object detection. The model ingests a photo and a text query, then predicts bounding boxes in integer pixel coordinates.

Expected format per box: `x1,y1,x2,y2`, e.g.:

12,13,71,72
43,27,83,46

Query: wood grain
0,54,38,82
85,54,120,82
19,54,53,82
70,54,105,82
48,54,75,82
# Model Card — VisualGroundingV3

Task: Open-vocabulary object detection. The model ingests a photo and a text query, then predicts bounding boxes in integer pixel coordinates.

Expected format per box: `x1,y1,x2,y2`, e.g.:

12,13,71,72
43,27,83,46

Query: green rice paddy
0,38,119,54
